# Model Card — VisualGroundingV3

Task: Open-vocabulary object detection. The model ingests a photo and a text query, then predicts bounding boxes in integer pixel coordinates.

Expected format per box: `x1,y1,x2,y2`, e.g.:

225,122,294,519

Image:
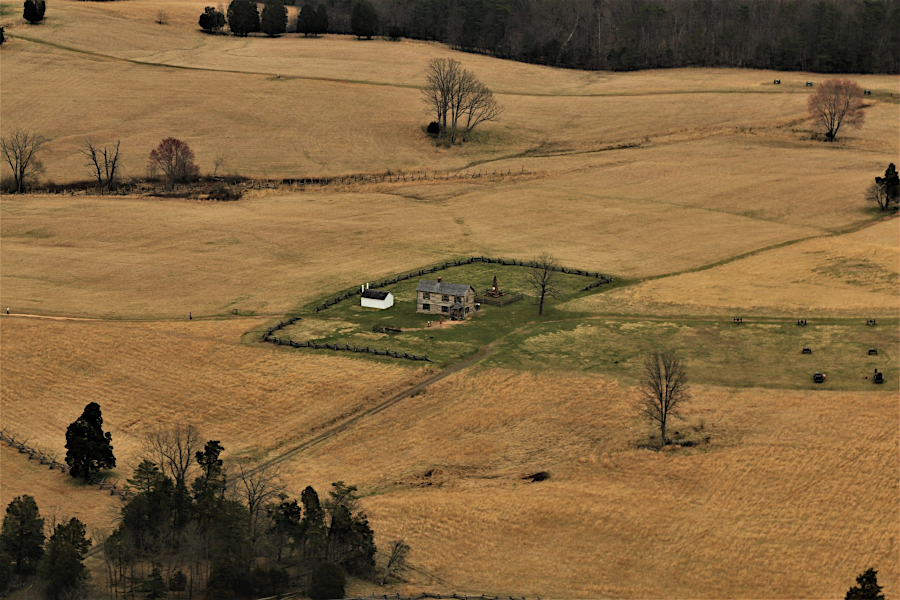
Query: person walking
5,307,8,314
189,312,192,321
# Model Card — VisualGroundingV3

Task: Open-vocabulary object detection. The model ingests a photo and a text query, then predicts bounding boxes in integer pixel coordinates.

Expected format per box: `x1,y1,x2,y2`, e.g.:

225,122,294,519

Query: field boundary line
10,34,825,99
248,345,492,473
639,211,899,284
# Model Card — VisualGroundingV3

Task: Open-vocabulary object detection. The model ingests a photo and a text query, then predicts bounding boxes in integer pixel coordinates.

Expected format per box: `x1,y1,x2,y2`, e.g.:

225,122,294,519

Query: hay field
0,182,825,318
0,444,122,533
270,369,898,598
2,0,897,181
0,317,423,494
1,0,899,596
571,218,900,317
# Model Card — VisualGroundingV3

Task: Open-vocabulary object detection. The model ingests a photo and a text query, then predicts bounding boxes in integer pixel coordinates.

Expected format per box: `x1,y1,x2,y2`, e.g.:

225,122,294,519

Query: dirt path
249,345,493,473
0,313,283,322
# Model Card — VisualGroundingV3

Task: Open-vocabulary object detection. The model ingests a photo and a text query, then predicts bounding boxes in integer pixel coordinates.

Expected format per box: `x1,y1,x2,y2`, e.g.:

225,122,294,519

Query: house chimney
438,277,442,283
361,285,365,293
366,283,369,289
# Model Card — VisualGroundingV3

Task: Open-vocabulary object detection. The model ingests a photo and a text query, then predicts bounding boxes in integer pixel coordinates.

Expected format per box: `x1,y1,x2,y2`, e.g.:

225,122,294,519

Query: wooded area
321,0,900,73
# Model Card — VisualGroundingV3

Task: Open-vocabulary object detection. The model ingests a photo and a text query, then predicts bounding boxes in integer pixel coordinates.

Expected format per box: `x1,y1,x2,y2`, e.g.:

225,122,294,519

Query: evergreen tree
227,0,260,36
65,402,115,480
314,3,328,35
39,518,91,600
22,0,45,24
199,6,226,32
146,566,167,599
267,495,301,561
261,0,286,36
299,486,326,561
350,0,378,39
297,1,317,36
846,568,885,600
0,496,44,576
324,482,375,576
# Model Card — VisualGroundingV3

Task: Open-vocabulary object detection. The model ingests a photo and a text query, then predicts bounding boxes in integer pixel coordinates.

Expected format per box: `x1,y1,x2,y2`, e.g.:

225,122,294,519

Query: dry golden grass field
1,0,899,597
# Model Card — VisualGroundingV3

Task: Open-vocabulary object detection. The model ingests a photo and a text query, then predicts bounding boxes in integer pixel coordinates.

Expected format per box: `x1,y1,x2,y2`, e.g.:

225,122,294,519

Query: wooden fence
284,167,530,190
27,167,533,198
261,317,432,362
474,291,525,307
261,593,536,600
312,256,611,314
0,428,134,501
261,257,610,362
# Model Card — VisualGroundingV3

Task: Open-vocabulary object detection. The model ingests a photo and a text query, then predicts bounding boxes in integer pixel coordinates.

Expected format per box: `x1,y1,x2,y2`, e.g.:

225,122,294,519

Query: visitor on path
5,307,8,314
189,312,192,321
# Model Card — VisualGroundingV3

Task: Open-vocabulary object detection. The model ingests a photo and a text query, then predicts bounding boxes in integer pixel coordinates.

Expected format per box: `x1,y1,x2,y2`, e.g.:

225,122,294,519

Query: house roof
416,279,474,296
362,290,391,300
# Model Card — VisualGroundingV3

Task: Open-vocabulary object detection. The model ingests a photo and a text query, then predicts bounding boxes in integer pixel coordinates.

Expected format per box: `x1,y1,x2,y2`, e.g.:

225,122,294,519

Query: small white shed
361,289,394,310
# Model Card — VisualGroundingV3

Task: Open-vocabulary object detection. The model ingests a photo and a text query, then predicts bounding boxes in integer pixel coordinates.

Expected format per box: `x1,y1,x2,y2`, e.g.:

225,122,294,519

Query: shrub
168,570,187,592
23,0,45,24
387,24,402,40
208,181,241,201
426,121,440,136
199,6,226,32
308,562,345,600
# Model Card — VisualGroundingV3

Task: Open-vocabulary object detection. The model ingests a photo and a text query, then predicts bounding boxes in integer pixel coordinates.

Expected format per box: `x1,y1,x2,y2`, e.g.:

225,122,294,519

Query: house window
441,306,449,313
422,292,430,300
456,296,464,303
465,307,469,314
422,303,430,311
442,295,449,302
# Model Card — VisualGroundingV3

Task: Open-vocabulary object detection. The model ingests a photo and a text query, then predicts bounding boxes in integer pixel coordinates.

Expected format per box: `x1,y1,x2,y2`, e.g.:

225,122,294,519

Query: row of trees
203,0,378,38
5,403,405,597
104,425,386,597
1,132,201,194
331,0,900,73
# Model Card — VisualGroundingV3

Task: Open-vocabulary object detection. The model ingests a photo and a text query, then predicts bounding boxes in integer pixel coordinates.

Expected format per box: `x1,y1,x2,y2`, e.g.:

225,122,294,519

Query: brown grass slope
0,1,898,597
1,0,897,181
253,369,899,598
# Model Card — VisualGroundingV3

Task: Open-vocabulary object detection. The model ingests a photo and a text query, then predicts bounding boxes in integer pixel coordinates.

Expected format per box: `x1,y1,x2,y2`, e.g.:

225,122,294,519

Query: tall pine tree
64,402,115,480
0,495,44,576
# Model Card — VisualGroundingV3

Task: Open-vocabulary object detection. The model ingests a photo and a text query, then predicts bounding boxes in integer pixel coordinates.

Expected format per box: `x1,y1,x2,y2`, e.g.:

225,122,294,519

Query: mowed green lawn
276,261,608,365
272,260,897,390
488,317,899,391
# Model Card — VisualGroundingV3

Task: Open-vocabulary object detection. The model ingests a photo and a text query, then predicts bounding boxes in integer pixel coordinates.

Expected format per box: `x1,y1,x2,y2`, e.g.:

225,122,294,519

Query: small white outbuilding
361,289,394,310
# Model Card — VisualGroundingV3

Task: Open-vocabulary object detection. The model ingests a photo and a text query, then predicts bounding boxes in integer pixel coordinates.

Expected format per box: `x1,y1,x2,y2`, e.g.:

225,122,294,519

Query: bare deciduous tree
234,461,284,556
422,58,501,145
213,153,228,178
148,137,199,190
638,351,690,448
807,79,866,142
380,539,410,585
1,129,47,193
80,140,121,195
143,424,201,488
461,81,503,142
524,252,560,316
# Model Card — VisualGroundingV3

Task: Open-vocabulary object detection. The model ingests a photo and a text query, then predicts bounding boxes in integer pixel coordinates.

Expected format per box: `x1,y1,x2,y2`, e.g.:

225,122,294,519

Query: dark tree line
102,430,376,598
318,0,900,73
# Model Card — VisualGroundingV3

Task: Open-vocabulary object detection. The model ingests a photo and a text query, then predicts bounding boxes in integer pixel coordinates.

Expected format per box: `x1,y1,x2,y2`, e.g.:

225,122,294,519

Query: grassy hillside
0,0,898,597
